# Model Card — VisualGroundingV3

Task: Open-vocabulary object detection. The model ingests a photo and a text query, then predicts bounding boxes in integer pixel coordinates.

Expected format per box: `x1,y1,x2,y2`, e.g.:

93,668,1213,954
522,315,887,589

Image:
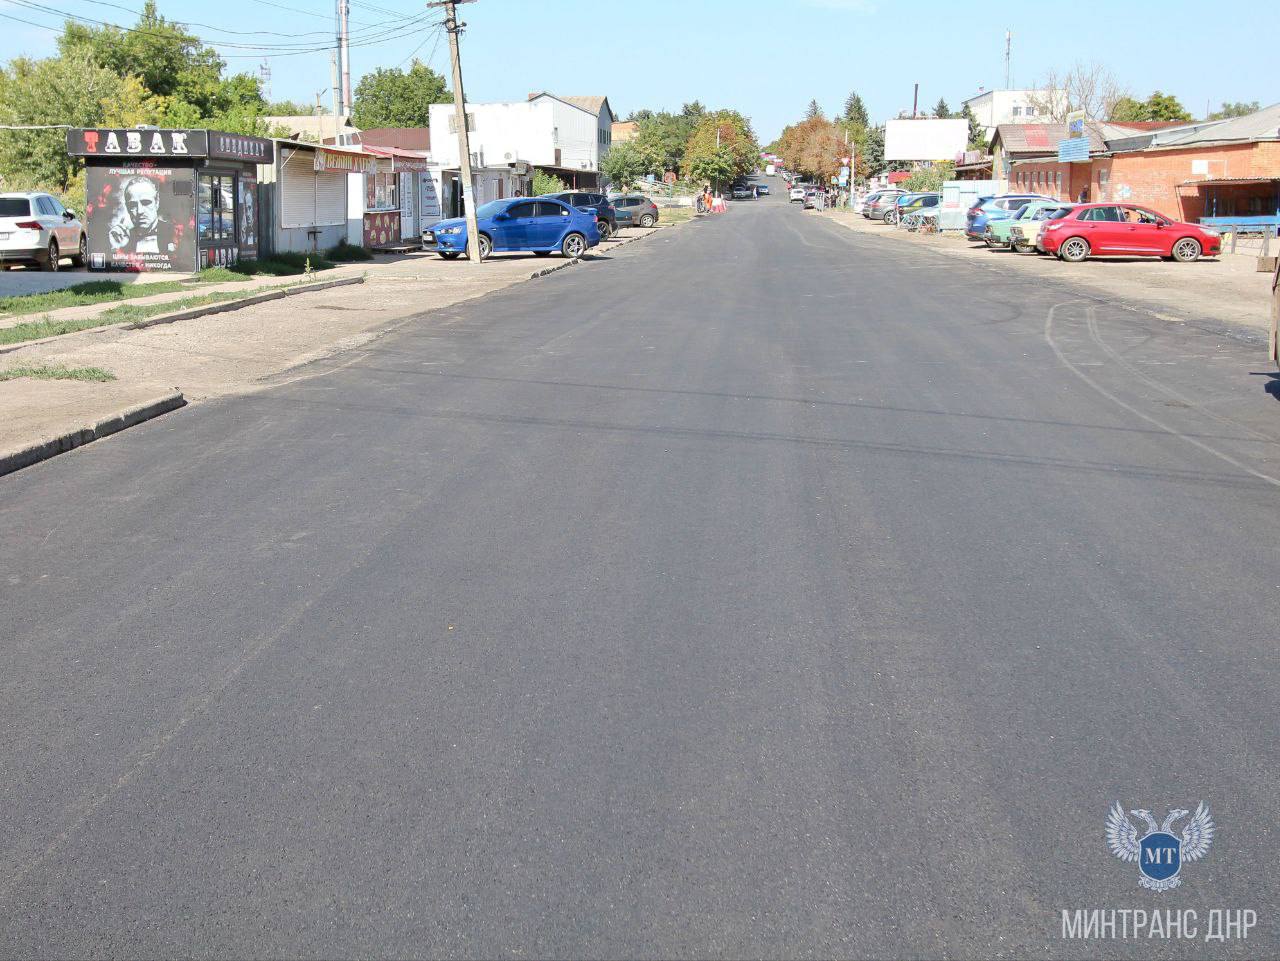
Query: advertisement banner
84,163,195,271
315,147,374,173
363,211,400,247
238,172,258,259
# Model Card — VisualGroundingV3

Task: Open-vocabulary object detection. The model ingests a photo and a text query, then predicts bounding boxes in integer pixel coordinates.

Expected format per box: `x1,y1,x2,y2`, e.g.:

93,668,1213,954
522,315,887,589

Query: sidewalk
0,225,670,475
822,210,1274,333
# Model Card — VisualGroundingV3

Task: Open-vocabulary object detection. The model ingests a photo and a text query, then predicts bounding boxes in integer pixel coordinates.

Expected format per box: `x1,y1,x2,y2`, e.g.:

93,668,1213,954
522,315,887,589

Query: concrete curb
0,276,367,354
527,225,672,280
529,258,582,280
0,390,186,478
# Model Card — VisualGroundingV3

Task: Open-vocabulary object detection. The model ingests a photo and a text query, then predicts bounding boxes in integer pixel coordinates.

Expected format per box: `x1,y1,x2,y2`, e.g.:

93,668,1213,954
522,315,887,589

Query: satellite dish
504,152,513,161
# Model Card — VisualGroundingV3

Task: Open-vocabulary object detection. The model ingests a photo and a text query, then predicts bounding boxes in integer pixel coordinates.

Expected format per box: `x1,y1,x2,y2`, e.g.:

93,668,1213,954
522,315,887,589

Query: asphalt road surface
3,188,1278,960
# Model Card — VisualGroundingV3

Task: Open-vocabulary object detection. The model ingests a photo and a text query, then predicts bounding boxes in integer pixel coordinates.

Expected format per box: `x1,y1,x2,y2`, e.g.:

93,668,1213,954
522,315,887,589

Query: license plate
0,233,8,240
423,232,435,243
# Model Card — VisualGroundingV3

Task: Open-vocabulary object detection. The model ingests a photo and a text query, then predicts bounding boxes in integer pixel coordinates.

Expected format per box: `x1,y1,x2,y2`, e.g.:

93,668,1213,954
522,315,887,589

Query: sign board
207,132,274,163
1058,138,1091,163
68,129,274,164
884,119,968,161
1066,110,1087,139
314,147,374,173
83,162,196,271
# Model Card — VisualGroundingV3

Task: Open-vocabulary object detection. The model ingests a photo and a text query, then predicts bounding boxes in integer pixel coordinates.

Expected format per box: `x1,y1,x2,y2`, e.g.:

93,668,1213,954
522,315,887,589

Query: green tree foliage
350,61,451,129
901,161,954,192
685,110,759,189
960,104,987,151
933,98,951,119
624,101,734,179
842,91,869,128
600,139,661,191
1208,101,1259,120
532,170,567,196
1109,91,1193,123
805,99,823,120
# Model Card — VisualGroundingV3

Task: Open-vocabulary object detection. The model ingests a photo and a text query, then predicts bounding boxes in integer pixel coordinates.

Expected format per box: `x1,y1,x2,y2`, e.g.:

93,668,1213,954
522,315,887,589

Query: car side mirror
63,210,75,219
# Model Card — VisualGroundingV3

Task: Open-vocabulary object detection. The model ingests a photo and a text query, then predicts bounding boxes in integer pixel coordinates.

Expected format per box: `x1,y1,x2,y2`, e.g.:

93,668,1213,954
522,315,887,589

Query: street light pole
429,0,481,264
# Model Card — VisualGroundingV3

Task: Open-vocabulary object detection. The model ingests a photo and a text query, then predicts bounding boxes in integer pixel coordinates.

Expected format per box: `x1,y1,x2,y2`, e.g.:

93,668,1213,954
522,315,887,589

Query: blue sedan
423,197,600,260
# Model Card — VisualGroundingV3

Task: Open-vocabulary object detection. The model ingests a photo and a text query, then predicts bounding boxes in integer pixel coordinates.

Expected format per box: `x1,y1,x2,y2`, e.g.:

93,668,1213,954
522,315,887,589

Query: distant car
543,191,618,241
610,194,660,228
1037,203,1221,263
983,199,1066,249
756,183,770,196
423,197,599,260
0,191,86,271
731,185,751,200
789,186,806,203
893,192,940,225
803,189,817,210
965,194,1052,240
864,190,907,222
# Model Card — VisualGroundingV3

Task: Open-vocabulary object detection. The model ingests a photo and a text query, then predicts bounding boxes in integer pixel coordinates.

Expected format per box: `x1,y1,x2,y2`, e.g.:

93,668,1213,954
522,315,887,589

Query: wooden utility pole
1270,252,1279,366
429,0,481,263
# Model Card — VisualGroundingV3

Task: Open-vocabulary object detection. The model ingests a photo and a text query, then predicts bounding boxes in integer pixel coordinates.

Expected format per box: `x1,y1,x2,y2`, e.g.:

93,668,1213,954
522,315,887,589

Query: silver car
610,194,660,228
863,190,907,221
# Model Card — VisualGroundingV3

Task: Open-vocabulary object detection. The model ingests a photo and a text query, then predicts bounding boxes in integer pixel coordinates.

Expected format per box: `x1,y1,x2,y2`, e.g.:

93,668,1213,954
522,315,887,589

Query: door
399,172,415,240
1077,205,1125,253
41,195,75,249
532,201,571,247
1119,207,1166,253
498,201,537,249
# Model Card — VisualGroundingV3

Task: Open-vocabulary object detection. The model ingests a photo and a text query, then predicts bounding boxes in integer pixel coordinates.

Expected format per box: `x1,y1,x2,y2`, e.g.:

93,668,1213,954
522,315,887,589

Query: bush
532,170,567,196
325,242,373,262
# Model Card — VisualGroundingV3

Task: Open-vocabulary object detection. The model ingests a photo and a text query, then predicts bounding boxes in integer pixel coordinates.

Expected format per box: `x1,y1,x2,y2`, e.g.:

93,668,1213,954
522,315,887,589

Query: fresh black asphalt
2,191,1278,959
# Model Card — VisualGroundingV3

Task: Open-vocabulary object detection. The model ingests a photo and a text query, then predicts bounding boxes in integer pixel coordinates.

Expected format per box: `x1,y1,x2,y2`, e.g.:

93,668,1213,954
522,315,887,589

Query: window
1012,106,1023,117
367,171,398,211
535,201,569,217
0,198,30,216
1055,172,1062,194
1026,106,1037,117
198,174,237,243
507,202,536,218
45,195,66,215
1081,206,1122,222
447,112,476,134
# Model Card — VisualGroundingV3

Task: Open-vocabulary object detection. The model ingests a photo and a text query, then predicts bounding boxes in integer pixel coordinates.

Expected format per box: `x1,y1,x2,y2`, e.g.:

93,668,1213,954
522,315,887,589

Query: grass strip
0,280,189,317
0,364,115,382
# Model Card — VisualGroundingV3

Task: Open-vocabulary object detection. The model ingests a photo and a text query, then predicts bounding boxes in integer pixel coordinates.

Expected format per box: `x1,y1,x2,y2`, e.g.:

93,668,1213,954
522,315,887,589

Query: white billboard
884,119,969,161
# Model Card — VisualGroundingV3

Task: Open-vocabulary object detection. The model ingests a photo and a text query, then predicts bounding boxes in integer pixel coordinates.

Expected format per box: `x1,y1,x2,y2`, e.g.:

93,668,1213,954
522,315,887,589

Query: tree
1209,101,1259,120
842,91,869,128
933,98,951,119
1027,62,1129,121
685,110,759,189
805,99,823,120
532,170,567,196
960,103,987,151
350,61,450,129
1109,91,1193,123
776,116,845,183
600,139,661,191
901,161,954,192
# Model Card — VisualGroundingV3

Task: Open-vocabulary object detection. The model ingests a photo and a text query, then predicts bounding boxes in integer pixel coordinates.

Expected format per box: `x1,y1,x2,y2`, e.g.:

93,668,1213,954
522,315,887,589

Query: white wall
962,90,1053,138
884,119,969,161
428,97,603,173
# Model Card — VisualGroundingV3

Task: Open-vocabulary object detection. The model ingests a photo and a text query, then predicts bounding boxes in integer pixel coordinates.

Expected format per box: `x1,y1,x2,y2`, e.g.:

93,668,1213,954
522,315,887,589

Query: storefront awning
362,145,432,173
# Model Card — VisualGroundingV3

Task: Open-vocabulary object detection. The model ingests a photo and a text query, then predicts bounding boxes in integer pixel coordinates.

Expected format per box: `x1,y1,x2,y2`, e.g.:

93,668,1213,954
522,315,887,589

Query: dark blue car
423,197,600,260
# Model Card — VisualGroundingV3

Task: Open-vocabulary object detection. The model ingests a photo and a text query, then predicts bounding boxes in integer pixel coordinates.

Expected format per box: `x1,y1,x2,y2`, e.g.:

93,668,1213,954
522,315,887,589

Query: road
2,189,1278,959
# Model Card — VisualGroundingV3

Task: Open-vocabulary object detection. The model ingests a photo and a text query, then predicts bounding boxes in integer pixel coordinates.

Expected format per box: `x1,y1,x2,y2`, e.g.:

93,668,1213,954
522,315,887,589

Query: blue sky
0,0,1273,141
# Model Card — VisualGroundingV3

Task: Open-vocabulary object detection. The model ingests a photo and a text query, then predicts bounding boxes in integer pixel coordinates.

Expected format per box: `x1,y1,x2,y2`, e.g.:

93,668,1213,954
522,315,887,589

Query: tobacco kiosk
67,128,274,272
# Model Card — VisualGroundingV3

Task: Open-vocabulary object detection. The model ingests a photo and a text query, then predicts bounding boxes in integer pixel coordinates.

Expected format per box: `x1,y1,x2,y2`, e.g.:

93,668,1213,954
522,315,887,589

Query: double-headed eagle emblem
1106,801,1214,891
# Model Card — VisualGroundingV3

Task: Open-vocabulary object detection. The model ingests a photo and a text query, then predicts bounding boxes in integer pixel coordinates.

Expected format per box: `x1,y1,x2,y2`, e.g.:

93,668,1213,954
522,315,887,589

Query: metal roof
1147,103,1280,148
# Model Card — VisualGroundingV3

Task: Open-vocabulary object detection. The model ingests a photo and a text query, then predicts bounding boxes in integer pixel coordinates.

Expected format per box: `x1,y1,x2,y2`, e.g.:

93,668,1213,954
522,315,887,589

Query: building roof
993,121,1171,157
1146,102,1280,148
265,114,358,142
357,127,430,151
527,92,613,121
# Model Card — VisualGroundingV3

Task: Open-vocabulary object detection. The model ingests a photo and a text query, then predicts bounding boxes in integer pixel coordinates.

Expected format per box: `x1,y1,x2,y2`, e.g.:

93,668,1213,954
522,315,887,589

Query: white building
961,89,1053,140
428,92,614,189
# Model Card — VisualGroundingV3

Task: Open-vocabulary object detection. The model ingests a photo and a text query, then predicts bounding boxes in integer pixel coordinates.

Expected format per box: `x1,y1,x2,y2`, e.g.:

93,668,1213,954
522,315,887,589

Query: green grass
0,315,127,345
0,280,189,317
98,290,252,325
659,207,696,225
197,253,335,281
325,242,373,262
0,363,115,383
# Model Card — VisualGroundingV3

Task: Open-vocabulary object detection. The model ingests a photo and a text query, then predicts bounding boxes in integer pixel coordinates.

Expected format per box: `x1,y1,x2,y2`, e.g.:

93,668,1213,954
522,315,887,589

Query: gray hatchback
609,194,660,228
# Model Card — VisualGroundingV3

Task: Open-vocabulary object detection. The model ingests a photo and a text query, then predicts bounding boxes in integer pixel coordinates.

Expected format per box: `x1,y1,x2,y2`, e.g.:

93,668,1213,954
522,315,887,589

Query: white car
0,192,86,271
789,186,806,203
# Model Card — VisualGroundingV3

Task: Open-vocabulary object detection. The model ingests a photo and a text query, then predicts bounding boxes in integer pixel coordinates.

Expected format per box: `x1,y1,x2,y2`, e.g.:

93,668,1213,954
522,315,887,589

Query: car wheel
1012,241,1031,254
884,209,898,226
984,237,1000,248
1059,237,1090,263
71,234,87,267
42,239,59,271
598,221,612,242
561,232,587,259
438,251,461,260
476,234,492,260
639,214,656,228
1171,237,1202,263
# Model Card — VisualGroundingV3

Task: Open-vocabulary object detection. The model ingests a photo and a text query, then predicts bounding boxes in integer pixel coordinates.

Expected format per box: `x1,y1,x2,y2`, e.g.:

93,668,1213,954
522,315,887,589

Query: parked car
731,185,751,200
789,186,807,203
893,192,940,225
0,192,86,271
543,191,618,240
423,198,599,260
864,190,908,222
610,194,660,228
983,200,1066,250
1037,203,1221,263
803,187,819,210
1008,204,1077,253
756,183,770,196
965,194,1052,240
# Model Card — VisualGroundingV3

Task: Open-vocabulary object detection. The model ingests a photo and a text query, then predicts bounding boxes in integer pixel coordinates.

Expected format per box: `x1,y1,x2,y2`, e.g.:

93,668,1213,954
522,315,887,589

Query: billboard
84,163,196,271
884,119,969,161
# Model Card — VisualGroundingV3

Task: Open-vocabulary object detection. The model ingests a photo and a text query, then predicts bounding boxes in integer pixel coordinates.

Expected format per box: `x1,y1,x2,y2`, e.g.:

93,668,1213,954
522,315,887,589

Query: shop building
67,127,273,272
258,140,369,254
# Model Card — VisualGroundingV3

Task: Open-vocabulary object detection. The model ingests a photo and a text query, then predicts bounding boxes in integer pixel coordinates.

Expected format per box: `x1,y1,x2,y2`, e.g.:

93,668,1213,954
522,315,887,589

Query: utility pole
338,0,352,115
429,0,481,263
1004,30,1012,89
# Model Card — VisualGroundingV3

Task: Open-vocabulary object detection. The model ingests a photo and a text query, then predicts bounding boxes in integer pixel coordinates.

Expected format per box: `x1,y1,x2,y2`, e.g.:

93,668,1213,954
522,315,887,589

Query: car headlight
437,226,462,236
1201,229,1220,238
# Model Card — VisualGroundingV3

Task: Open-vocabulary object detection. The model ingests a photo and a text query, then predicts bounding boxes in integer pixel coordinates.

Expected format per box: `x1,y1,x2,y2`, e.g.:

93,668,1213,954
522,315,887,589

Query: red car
1038,203,1220,263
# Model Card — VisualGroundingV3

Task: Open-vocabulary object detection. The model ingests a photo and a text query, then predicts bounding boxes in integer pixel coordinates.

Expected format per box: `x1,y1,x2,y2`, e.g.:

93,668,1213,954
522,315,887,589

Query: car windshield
475,201,508,220
0,197,31,216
